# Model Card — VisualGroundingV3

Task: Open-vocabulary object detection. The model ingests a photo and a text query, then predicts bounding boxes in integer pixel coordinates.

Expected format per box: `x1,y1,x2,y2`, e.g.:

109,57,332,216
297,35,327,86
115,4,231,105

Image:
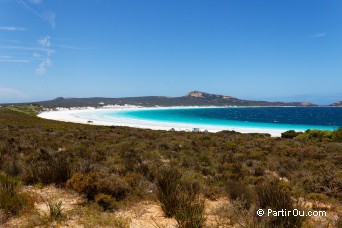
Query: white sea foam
37,106,289,137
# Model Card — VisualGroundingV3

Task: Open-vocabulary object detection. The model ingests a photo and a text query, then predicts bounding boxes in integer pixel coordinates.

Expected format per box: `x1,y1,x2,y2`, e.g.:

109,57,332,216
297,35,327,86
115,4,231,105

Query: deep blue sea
106,107,342,131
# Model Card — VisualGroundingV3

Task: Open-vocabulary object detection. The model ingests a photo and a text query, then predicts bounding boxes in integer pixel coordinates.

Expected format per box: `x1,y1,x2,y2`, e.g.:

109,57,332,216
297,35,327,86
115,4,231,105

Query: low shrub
253,166,265,177
281,130,302,139
0,172,20,196
21,149,72,186
95,193,118,211
226,180,254,210
296,130,333,142
333,127,342,142
302,165,341,199
277,167,289,178
175,194,206,228
96,175,130,200
215,199,262,228
230,163,247,180
66,172,130,201
155,168,182,217
256,181,305,228
306,193,329,210
156,168,206,226
0,192,30,215
47,200,63,220
67,172,100,200
180,172,203,197
0,173,30,215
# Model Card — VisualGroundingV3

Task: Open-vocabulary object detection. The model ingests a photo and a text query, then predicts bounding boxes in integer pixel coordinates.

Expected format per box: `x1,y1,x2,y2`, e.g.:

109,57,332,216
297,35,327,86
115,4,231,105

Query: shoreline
37,106,298,137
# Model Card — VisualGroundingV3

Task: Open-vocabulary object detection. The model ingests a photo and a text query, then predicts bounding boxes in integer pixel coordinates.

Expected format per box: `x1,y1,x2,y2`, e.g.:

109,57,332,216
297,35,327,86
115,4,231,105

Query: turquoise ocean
76,107,342,132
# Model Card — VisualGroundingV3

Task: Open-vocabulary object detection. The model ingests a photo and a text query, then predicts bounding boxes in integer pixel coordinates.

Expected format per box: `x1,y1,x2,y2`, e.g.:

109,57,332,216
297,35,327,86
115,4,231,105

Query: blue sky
0,0,341,104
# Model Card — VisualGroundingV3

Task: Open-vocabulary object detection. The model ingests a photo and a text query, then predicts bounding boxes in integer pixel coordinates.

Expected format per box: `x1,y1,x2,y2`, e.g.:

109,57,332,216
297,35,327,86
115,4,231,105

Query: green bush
180,172,203,197
156,168,182,217
256,181,305,228
277,167,289,178
226,180,254,210
0,172,20,196
2,143,21,176
156,168,206,226
296,130,333,142
333,127,342,142
175,194,206,228
0,173,30,215
174,176,206,228
281,130,302,139
21,149,72,186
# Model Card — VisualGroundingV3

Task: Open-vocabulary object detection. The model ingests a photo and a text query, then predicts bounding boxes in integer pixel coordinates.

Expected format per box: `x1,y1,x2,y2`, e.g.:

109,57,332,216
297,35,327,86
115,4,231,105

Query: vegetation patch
0,107,340,227
0,173,32,215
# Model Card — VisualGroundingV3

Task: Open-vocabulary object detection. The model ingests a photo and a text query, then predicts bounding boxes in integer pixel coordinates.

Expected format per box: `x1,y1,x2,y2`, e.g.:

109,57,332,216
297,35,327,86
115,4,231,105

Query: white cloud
0,59,30,63
17,0,56,29
0,55,30,62
42,11,56,29
0,87,27,99
38,36,51,48
314,33,326,38
35,36,53,75
0,36,54,74
0,39,54,73
35,58,51,75
0,45,50,51
0,26,26,31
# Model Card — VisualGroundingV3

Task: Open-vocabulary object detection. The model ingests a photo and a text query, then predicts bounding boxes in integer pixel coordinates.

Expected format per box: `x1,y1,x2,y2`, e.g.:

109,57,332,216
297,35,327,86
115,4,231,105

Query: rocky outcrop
187,91,236,99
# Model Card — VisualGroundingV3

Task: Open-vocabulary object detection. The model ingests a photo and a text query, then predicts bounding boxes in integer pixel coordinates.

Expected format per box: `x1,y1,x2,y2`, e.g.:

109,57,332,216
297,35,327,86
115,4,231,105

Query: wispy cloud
17,0,56,28
35,58,51,74
0,55,11,59
35,36,53,75
0,59,30,63
38,36,51,47
0,55,30,63
0,26,26,31
314,33,326,38
0,36,55,74
42,11,56,29
0,87,27,99
0,45,52,52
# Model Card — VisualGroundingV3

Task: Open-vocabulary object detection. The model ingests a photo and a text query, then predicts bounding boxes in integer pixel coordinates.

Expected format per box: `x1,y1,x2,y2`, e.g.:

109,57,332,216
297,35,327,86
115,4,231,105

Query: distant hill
2,91,319,108
330,101,342,107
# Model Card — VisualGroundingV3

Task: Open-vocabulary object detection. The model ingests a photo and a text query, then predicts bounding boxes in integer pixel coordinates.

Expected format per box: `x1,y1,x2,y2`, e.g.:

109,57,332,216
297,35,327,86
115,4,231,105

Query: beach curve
37,106,291,137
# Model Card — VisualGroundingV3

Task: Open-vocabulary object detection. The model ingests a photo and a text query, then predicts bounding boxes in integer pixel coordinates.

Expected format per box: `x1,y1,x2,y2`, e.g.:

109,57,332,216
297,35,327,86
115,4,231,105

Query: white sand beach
38,106,287,137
